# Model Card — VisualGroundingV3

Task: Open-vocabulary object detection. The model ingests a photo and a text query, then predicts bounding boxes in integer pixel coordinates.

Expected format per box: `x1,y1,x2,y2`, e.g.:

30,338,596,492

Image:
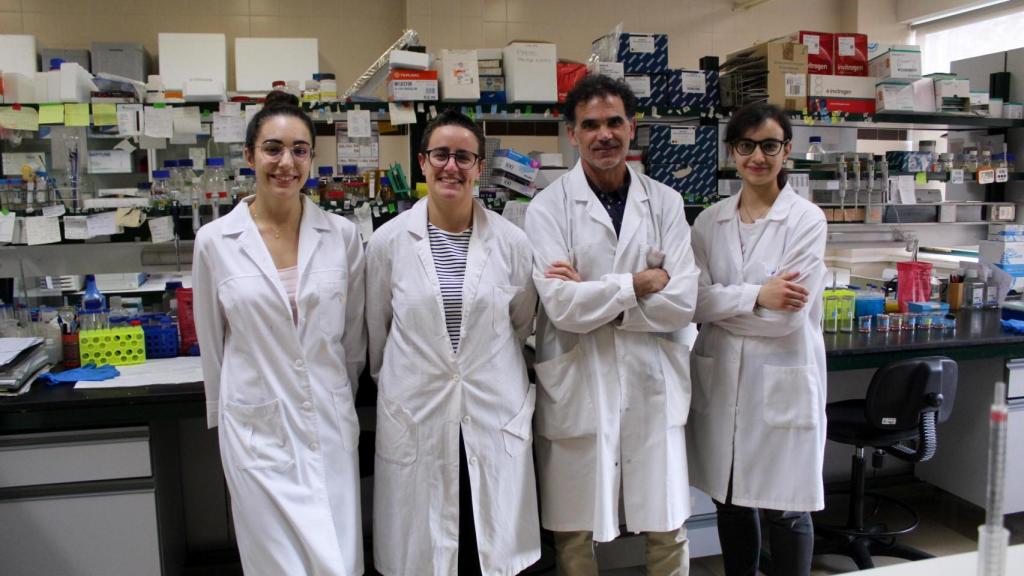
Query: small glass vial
875,313,891,332
890,313,905,332
858,315,873,333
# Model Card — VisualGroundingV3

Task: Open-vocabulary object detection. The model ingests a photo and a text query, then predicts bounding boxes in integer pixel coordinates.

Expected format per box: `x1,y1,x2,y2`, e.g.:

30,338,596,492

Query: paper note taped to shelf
117,104,142,136
23,216,61,245
388,102,417,125
92,103,117,127
219,101,242,117
347,109,372,138
0,213,15,244
139,135,166,150
897,175,916,204
39,104,64,125
172,106,202,135
144,106,173,138
65,103,90,127
42,204,65,218
149,216,175,243
116,207,144,228
0,106,39,131
2,152,45,177
212,112,245,142
87,211,119,237
88,150,132,174
63,215,88,240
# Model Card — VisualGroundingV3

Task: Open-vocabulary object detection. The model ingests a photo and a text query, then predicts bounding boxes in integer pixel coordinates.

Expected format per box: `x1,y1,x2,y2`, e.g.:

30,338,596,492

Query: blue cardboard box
663,69,720,111
647,160,717,204
642,124,717,165
625,73,666,108
593,33,669,74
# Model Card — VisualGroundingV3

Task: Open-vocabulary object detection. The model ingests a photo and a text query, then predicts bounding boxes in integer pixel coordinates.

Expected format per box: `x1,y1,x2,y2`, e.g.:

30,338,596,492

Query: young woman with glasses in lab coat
687,103,828,576
365,110,540,576
193,91,366,576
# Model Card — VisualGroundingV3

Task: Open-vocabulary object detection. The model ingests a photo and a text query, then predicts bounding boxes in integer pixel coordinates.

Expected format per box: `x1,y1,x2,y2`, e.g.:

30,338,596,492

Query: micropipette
977,380,1010,576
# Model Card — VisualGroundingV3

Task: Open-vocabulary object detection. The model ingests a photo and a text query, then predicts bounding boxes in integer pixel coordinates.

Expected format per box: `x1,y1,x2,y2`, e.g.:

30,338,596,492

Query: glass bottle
807,136,826,162
204,157,229,220
80,274,107,331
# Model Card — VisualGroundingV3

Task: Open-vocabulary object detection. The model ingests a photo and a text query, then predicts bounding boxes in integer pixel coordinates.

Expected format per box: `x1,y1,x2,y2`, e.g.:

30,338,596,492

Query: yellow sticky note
915,172,927,184
65,103,91,127
115,207,144,228
39,104,65,125
92,103,117,126
0,107,40,131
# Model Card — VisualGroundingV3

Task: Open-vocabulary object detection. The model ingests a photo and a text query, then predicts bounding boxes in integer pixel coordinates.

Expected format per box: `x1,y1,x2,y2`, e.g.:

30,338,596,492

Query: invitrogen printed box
808,74,877,114
793,31,834,75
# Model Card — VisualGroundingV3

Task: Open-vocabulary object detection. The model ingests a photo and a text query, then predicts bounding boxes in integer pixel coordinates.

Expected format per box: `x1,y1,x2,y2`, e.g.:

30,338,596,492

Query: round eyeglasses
259,142,313,161
731,138,789,157
425,148,481,169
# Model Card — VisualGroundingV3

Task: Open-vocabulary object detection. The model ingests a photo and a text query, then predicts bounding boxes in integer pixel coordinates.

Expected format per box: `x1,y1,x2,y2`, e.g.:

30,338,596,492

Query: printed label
670,126,696,146
838,36,856,56
681,72,706,95
785,74,806,97
625,76,652,98
629,36,656,54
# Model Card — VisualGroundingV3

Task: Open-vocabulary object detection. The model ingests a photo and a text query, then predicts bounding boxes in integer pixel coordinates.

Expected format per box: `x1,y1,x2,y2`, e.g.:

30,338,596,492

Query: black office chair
814,356,958,570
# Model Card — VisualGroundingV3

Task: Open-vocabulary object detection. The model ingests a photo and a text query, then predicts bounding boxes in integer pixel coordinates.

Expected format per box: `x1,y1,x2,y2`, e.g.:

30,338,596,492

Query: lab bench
1,309,1023,575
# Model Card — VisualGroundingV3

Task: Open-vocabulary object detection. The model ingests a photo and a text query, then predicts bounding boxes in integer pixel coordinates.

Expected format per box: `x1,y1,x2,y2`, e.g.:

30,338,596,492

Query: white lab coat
365,198,540,576
688,186,828,512
193,195,366,576
524,161,700,542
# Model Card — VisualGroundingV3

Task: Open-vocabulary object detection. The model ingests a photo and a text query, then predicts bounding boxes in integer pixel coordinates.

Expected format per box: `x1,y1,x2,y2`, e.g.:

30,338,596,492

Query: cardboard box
479,76,505,92
588,61,624,80
389,50,430,70
592,32,669,73
980,240,1024,268
913,77,936,112
557,62,588,103
808,74,876,114
503,42,557,103
438,49,480,102
876,80,915,112
387,69,438,101
0,35,38,77
834,33,868,76
624,73,665,108
158,34,225,90
932,75,970,111
92,42,148,83
723,41,808,111
663,69,720,110
491,149,539,181
491,173,536,197
794,31,834,75
868,46,922,79
476,48,503,61
641,124,717,166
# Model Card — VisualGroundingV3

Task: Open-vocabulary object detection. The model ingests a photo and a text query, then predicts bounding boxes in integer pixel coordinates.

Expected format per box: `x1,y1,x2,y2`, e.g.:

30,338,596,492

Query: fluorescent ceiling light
910,0,1011,26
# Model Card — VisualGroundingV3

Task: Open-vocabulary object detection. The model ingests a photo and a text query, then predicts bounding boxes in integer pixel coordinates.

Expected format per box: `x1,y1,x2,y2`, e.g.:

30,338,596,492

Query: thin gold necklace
740,200,771,223
250,201,300,240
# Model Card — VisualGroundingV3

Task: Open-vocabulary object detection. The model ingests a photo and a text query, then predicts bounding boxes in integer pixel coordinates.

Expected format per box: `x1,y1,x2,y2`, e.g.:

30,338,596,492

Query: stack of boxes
490,149,540,198
980,224,1024,292
640,124,718,205
721,41,808,111
591,32,719,112
871,45,928,112
794,31,877,115
387,49,438,102
477,49,505,104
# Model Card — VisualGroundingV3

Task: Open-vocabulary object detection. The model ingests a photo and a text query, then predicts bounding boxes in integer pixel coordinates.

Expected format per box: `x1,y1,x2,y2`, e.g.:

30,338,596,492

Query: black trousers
713,476,814,576
458,431,483,576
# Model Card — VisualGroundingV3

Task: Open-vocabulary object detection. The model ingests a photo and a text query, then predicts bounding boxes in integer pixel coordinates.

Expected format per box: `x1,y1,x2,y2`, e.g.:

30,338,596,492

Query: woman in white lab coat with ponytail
688,102,828,576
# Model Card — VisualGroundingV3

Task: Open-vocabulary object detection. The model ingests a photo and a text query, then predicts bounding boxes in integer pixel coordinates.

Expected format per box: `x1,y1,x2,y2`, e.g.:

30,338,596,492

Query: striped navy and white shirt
427,222,472,352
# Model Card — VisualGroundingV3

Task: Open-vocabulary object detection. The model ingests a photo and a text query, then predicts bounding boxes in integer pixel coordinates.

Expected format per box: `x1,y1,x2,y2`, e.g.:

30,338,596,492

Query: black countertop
3,310,1023,432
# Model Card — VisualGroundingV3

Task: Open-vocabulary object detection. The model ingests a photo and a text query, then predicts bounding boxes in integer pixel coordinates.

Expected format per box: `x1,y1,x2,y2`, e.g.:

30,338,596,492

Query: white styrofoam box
59,62,96,103
389,50,430,70
913,76,936,112
438,49,480,102
503,42,557,103
158,33,227,91
2,73,36,103
979,240,1024,267
33,71,61,103
235,38,318,93
0,35,38,77
184,78,226,101
476,48,503,61
876,80,915,112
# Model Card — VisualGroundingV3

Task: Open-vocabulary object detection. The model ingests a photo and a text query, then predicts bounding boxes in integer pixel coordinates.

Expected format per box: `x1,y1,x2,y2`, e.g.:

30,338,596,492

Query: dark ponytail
244,90,316,153
724,103,793,190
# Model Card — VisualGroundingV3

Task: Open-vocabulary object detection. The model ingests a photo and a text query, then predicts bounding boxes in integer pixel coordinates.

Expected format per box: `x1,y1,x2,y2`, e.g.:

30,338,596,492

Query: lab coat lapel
407,199,446,334
615,167,647,270
567,162,615,236
227,199,291,313
460,201,492,348
296,195,329,288
715,194,745,283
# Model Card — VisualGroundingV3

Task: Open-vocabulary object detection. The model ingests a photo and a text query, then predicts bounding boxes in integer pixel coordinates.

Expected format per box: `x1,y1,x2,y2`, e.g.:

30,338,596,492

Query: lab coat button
310,442,319,451
470,456,478,465
462,415,471,424
302,401,312,410
294,359,306,370
453,372,461,380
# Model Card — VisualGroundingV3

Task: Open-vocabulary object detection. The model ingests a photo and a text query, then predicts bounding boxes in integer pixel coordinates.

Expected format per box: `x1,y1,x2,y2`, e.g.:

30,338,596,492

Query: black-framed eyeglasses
731,138,789,157
259,141,313,160
425,148,481,169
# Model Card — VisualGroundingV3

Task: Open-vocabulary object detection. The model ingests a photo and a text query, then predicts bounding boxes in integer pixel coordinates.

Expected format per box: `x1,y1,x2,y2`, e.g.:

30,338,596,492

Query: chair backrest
865,356,958,431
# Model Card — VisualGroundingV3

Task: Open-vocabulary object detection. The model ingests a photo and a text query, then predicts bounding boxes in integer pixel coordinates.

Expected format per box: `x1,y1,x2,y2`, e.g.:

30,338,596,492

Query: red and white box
794,31,833,75
387,69,438,101
834,33,868,76
809,74,876,114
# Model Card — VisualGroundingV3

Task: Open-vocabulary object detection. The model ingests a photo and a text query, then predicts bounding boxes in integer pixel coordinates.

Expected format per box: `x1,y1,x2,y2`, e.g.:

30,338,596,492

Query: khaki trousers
553,526,689,576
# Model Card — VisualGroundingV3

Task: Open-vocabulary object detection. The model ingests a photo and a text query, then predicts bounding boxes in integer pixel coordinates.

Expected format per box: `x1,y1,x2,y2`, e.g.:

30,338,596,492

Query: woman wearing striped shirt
366,110,540,576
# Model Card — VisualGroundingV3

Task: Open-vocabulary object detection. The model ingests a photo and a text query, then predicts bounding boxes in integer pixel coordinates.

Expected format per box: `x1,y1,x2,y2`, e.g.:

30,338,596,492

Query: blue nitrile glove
1001,319,1024,334
39,363,121,385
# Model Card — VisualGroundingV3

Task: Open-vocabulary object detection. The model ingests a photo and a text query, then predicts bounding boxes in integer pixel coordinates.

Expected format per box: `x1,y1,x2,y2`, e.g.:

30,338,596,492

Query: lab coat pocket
375,395,417,465
491,284,517,335
330,385,361,452
502,384,536,457
318,281,345,337
534,345,597,439
657,338,692,427
762,364,820,429
691,353,715,414
223,399,294,471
